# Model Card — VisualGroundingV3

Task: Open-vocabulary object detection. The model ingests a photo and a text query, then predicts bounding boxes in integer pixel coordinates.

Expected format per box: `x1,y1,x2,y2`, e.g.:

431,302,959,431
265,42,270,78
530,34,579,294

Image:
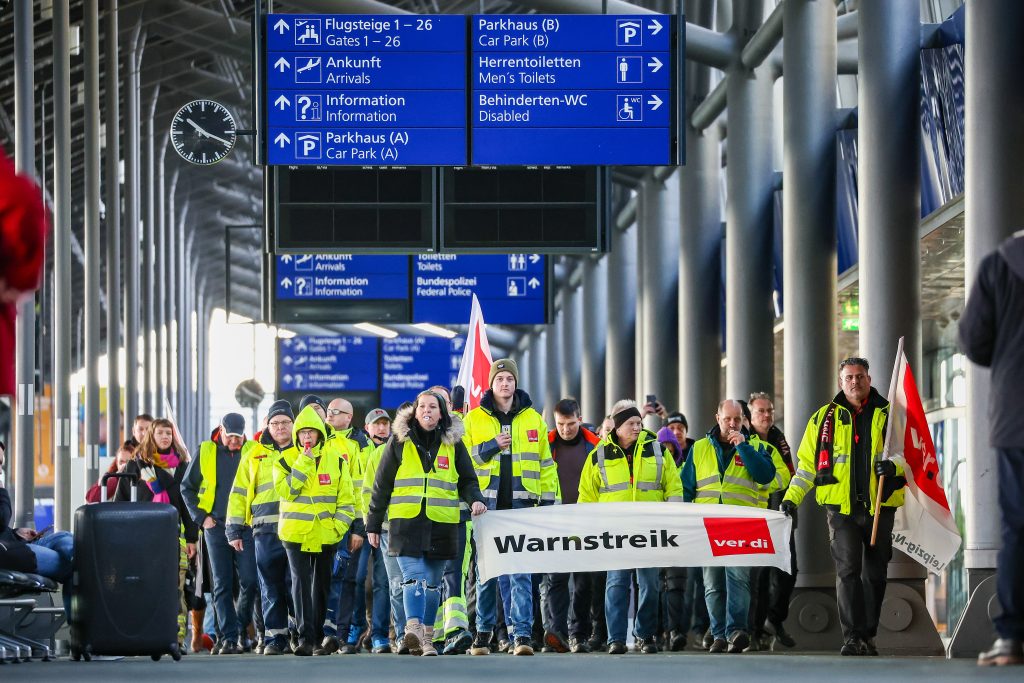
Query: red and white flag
454,294,493,413
882,338,961,574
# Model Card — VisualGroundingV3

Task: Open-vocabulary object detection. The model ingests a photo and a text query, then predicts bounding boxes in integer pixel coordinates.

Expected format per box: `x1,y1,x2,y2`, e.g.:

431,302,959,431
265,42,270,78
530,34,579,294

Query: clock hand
185,118,233,147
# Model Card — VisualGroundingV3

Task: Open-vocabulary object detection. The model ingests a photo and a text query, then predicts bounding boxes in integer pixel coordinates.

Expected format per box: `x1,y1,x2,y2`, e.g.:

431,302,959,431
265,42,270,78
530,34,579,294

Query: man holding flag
781,357,906,657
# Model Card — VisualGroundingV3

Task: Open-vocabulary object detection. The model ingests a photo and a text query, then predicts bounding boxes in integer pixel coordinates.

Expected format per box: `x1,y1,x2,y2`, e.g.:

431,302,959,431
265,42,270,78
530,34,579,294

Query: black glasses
327,409,351,416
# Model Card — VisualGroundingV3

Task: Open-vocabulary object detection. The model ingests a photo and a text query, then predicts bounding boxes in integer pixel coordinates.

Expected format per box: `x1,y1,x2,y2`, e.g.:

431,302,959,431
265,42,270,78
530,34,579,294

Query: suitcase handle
100,471,141,502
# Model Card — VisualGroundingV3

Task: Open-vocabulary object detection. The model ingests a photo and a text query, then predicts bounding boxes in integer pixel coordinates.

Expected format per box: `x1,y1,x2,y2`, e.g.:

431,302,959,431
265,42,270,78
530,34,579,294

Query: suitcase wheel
82,645,92,662
70,646,81,661
151,654,162,661
170,643,182,662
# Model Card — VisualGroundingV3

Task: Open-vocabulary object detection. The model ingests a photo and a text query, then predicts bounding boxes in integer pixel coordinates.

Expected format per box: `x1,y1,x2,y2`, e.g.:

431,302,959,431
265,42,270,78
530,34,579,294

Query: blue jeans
254,532,291,647
368,546,391,642
29,531,74,612
477,572,533,639
703,566,752,640
683,568,710,633
325,532,361,639
395,555,445,626
204,524,258,642
379,531,406,638
349,539,371,641
606,567,660,643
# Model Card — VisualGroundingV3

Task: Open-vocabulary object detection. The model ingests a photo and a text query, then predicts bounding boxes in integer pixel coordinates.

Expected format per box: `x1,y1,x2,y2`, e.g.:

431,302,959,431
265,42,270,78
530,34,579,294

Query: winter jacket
366,406,484,560
0,486,35,572
115,457,200,543
959,231,1024,447
180,429,251,526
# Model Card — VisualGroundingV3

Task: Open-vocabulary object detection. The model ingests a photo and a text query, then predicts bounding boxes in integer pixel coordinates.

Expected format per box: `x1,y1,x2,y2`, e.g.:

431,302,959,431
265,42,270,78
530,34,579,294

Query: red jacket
0,150,48,395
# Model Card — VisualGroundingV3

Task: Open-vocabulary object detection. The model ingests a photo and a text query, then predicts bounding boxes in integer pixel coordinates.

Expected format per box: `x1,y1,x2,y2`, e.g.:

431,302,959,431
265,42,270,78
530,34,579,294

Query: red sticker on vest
319,473,331,486
734,453,745,467
436,455,450,470
527,429,539,442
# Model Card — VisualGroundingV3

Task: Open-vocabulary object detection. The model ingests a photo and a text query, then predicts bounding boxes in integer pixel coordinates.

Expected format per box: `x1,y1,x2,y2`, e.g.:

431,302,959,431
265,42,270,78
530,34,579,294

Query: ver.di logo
703,517,775,557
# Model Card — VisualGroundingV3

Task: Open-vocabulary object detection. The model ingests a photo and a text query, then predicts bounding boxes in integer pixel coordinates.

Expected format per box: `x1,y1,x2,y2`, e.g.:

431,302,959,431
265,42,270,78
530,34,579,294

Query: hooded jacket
366,405,484,560
960,231,1024,447
273,405,355,553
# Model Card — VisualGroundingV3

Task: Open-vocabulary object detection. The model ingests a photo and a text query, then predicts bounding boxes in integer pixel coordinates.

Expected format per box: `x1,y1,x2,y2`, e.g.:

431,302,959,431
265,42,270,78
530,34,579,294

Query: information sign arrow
274,18,289,34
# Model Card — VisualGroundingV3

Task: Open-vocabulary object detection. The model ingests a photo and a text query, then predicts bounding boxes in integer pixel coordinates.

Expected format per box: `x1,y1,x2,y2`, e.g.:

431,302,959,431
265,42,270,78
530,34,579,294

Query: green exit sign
841,318,860,332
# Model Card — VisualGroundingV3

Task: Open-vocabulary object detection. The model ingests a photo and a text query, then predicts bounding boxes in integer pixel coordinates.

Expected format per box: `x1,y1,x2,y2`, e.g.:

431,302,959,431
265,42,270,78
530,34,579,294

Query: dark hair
414,390,453,434
553,398,580,418
737,399,752,423
839,357,870,372
134,413,155,423
666,411,688,429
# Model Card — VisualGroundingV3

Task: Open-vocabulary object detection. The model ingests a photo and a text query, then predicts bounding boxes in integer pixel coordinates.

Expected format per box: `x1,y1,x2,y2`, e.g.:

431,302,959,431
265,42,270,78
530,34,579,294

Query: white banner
472,502,793,582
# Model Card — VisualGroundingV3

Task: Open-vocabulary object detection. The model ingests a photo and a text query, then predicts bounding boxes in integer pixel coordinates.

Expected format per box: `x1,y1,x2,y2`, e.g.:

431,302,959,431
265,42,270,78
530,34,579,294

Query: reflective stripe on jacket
388,440,460,524
463,405,559,507
273,406,355,552
578,429,683,503
226,440,283,539
784,399,903,514
690,437,772,507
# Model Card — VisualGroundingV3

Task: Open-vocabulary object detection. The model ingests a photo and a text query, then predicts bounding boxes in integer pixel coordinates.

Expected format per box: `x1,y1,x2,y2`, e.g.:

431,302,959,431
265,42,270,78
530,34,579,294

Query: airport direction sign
471,14,673,165
381,335,464,407
278,335,380,393
412,254,546,325
275,254,409,301
266,14,467,166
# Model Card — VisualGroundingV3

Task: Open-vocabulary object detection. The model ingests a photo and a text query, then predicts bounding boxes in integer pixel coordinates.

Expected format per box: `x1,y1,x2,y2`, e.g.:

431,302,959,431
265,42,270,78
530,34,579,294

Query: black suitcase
70,472,182,661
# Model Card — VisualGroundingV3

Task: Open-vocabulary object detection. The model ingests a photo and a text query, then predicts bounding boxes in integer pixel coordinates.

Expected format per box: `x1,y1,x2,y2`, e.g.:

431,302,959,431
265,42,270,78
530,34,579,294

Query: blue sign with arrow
266,14,467,166
380,335,464,407
278,335,380,392
412,254,546,324
276,254,408,300
470,14,675,165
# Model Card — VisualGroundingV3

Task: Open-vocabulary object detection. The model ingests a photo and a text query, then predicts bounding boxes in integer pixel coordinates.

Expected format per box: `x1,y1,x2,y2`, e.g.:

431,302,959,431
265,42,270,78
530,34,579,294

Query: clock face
170,100,237,165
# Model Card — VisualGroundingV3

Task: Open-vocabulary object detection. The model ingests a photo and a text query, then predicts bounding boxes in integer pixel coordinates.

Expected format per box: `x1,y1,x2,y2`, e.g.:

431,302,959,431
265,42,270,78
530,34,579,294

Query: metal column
678,0,722,429
950,0,1024,658
581,257,608,422
783,0,840,651
84,0,103,485
105,0,122,449
141,87,159,414
52,0,74,531
859,0,940,655
560,283,582,402
725,0,775,399
12,0,36,525
606,226,638,405
528,331,544,411
639,173,680,411
544,309,562,423
123,22,142,425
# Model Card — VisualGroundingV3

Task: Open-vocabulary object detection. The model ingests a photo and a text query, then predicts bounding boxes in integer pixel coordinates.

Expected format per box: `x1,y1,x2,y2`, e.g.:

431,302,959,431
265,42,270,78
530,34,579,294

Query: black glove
874,459,897,479
881,476,907,502
780,500,798,518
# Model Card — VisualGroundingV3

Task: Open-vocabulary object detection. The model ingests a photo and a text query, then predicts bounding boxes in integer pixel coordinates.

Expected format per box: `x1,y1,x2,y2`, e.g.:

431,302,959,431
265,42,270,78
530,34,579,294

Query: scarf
813,405,840,486
153,448,181,472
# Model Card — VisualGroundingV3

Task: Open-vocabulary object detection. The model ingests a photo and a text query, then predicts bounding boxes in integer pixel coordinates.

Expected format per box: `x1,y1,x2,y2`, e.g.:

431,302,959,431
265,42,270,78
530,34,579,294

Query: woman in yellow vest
273,405,356,656
366,391,487,657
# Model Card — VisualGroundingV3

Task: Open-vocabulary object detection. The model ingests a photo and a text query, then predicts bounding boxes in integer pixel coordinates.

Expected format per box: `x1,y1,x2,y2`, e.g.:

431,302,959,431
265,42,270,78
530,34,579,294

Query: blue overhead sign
274,254,546,324
278,335,380,392
471,14,675,165
412,254,546,324
381,336,464,407
275,254,408,300
266,14,467,166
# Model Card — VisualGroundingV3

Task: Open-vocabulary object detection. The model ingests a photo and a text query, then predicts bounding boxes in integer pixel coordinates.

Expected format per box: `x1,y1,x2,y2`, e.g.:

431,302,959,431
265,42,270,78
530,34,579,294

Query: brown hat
488,358,519,387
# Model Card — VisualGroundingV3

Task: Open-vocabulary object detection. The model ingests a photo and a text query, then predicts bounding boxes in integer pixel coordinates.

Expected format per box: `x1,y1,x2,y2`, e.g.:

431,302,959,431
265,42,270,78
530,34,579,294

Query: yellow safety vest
750,437,792,508
226,440,283,530
196,439,255,515
463,405,558,505
273,406,355,552
785,401,904,514
579,431,683,503
387,440,461,524
690,437,770,507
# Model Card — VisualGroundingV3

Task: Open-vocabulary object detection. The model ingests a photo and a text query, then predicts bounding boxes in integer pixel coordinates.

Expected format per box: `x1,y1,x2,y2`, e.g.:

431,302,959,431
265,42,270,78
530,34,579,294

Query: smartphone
36,524,54,538
646,394,657,406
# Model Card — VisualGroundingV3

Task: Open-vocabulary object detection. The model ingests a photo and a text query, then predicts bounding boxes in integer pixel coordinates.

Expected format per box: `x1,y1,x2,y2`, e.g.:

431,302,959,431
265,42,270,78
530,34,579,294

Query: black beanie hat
298,394,327,413
266,399,294,422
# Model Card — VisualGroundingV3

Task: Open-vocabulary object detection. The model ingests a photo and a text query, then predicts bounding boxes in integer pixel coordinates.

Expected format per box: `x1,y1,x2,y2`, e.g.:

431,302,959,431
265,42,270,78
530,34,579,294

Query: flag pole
871,336,905,546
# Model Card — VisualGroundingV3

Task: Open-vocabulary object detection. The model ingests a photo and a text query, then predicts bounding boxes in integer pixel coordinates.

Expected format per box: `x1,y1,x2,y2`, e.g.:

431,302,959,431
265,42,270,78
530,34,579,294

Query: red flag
454,294,493,412
883,338,961,573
